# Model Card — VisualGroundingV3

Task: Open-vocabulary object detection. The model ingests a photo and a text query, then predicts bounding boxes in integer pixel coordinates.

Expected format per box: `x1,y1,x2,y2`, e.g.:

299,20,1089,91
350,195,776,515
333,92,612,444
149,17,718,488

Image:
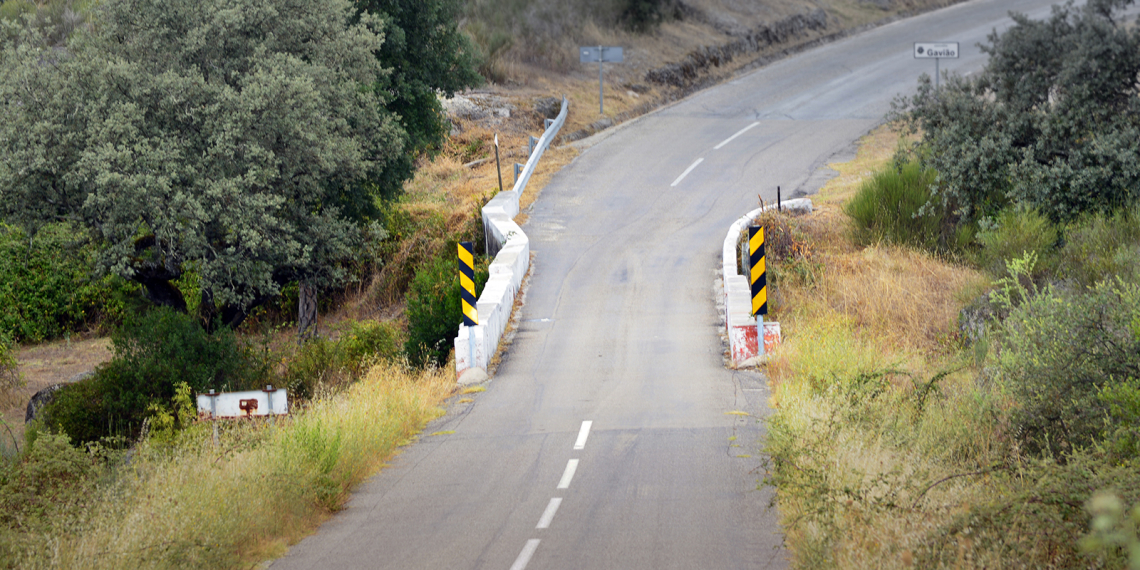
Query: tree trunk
298,282,318,342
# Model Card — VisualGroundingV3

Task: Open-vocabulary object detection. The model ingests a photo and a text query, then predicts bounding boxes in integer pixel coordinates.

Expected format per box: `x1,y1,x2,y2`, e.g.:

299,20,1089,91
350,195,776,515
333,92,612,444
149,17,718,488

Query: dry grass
762,125,1010,569
10,361,455,570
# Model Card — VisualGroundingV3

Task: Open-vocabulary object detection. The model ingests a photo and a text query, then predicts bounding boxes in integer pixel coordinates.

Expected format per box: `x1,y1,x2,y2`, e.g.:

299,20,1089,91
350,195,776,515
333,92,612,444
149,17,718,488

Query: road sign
914,42,959,90
913,42,959,59
458,242,477,326
579,46,623,63
580,46,624,115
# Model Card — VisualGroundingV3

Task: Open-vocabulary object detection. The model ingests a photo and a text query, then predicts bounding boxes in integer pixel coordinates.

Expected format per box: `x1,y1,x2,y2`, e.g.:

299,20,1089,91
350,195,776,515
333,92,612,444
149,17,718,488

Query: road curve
272,1,1072,568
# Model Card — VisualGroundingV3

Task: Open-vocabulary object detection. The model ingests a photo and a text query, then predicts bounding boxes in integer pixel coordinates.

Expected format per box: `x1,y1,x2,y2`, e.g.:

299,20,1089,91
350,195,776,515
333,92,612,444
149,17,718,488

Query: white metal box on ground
196,387,289,418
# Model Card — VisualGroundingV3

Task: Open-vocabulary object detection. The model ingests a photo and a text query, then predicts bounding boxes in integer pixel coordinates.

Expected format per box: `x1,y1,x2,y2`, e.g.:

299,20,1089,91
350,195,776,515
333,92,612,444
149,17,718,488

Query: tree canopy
892,0,1140,224
0,0,406,329
353,0,482,198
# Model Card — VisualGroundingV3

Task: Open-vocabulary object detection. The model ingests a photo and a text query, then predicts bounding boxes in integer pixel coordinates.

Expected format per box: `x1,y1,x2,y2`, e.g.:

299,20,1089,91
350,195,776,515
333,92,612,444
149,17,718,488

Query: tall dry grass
9,361,454,569
762,127,1016,568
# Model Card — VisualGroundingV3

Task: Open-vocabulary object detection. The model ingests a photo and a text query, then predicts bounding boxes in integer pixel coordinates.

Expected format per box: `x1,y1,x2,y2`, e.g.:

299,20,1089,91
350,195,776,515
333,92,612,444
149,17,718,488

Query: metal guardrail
511,96,569,197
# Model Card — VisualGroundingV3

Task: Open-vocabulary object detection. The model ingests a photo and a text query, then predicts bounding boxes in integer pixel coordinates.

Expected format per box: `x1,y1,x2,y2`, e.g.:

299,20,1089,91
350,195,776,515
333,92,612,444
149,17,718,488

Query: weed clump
844,160,947,252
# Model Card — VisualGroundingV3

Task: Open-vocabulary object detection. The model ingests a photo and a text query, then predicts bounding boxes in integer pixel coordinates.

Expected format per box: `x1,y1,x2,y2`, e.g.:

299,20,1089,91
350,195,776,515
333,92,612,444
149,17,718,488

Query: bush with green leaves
282,320,403,400
621,0,680,31
45,308,267,444
994,270,1140,458
1083,492,1140,569
0,0,406,331
891,0,1140,225
916,452,1140,568
0,331,17,405
404,249,488,368
1060,205,1140,287
844,159,948,252
0,223,139,342
975,207,1059,278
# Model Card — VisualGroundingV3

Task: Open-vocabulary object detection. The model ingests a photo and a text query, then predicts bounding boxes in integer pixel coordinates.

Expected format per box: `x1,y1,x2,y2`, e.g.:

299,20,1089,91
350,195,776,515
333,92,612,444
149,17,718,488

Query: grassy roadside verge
1,362,457,569
759,125,1140,568
760,126,992,567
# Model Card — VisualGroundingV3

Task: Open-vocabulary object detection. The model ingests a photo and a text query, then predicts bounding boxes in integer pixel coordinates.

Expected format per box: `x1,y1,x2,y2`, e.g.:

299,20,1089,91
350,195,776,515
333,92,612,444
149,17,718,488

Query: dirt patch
2,337,112,446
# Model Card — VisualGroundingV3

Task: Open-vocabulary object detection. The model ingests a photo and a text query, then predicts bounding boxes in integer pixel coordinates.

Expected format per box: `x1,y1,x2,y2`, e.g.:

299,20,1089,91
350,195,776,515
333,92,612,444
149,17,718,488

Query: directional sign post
580,46,624,115
748,225,768,357
914,42,959,90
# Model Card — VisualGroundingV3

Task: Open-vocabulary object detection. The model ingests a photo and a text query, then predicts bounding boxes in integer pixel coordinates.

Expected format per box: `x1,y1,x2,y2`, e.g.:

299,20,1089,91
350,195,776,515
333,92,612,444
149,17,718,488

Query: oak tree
0,0,405,329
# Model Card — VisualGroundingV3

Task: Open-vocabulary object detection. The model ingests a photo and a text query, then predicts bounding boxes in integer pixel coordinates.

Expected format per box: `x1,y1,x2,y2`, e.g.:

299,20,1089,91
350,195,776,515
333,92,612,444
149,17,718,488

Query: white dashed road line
536,498,562,529
670,158,704,187
557,459,579,489
573,421,593,450
714,121,760,150
509,539,541,570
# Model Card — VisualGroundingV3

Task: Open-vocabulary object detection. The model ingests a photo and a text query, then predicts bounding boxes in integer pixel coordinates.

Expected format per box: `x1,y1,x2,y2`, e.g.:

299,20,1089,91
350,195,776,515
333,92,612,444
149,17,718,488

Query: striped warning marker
458,242,478,326
749,226,767,317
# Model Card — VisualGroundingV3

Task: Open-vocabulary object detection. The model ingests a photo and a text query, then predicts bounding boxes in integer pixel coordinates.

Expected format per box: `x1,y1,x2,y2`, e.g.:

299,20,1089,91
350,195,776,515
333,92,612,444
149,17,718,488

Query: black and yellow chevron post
748,226,767,317
458,242,478,326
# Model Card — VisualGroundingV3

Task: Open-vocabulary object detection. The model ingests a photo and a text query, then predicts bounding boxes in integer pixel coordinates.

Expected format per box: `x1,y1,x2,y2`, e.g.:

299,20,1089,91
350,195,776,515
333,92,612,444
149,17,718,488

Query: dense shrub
844,160,947,251
404,249,489,368
0,432,98,528
1060,205,1140,287
0,223,138,342
0,332,18,409
45,308,266,444
996,278,1140,458
892,0,1140,225
916,453,1140,569
621,0,680,32
975,207,1059,278
282,320,403,400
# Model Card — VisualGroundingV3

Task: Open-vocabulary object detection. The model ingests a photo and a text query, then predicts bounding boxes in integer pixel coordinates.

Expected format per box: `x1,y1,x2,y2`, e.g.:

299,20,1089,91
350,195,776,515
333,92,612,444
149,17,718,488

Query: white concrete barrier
722,199,812,365
455,96,569,380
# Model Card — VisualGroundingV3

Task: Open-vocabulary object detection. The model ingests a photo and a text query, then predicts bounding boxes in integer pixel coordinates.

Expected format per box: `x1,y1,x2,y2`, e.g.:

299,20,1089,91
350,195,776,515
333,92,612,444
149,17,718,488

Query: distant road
272,1,1079,568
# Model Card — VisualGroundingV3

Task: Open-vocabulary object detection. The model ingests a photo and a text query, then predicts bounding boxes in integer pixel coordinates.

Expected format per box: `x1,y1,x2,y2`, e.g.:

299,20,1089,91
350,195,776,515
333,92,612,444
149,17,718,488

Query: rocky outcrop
646,9,830,87
25,370,93,424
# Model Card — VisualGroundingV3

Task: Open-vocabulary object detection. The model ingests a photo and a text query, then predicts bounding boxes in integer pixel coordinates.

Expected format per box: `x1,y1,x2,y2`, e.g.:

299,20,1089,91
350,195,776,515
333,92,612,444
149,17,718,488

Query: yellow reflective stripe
750,258,766,283
458,244,474,267
462,300,478,322
749,227,765,254
460,273,475,293
752,288,767,315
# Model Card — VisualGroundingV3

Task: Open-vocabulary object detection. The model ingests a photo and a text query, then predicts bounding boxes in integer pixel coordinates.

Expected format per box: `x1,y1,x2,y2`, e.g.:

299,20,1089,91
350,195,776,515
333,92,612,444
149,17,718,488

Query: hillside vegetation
0,0,1013,566
763,1,1140,566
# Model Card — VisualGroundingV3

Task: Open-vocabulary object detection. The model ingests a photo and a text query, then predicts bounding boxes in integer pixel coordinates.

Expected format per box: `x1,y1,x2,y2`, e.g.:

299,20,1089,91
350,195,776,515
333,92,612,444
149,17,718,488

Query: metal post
494,134,503,194
599,46,604,115
935,58,940,90
468,326,476,370
777,186,782,211
514,163,523,184
208,389,218,446
545,118,554,130
757,315,766,356
529,136,538,156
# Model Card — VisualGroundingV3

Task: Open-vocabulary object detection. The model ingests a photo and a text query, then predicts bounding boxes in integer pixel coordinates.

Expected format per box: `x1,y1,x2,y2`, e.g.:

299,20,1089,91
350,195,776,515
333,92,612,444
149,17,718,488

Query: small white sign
914,42,959,59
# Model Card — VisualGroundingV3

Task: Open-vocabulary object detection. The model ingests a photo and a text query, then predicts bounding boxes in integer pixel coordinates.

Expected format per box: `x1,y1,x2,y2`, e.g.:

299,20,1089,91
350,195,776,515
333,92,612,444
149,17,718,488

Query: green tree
353,0,482,199
892,0,1140,224
0,0,405,330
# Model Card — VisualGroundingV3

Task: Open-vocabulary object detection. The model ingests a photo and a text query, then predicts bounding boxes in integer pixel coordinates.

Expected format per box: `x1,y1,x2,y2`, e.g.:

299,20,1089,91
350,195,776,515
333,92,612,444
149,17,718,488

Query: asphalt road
271,1,1081,568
